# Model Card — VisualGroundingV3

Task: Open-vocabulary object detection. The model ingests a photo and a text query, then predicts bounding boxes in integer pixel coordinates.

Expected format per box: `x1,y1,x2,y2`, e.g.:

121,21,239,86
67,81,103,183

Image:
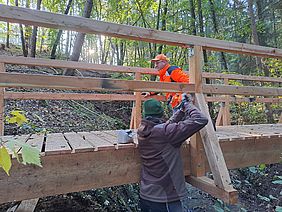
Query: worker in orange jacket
145,54,189,109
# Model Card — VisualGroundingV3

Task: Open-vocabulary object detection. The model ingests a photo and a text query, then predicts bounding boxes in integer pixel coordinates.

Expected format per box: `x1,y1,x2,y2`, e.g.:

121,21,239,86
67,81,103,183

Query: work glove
175,93,193,111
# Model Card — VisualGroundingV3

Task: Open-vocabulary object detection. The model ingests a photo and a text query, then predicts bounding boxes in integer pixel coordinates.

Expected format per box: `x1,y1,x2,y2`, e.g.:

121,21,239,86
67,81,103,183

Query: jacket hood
137,117,164,139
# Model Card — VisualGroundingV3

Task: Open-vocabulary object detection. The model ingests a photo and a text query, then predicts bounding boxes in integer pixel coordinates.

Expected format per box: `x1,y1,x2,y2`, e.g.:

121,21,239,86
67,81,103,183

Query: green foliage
5,110,28,126
0,146,12,175
0,139,42,176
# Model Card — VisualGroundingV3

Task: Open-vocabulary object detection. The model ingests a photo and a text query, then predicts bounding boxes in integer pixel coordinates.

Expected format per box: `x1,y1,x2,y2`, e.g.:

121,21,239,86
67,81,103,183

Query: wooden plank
0,62,5,136
0,5,281,58
63,132,94,153
78,131,114,151
206,96,282,103
219,136,282,169
223,78,231,125
202,72,282,83
189,46,203,93
203,84,282,96
26,134,45,152
190,133,205,177
186,176,238,204
0,55,154,75
216,107,224,126
0,56,280,83
0,144,191,204
130,106,135,129
195,93,233,190
134,73,142,128
92,131,117,145
0,72,196,94
44,133,71,155
5,92,136,101
15,198,39,212
4,91,281,103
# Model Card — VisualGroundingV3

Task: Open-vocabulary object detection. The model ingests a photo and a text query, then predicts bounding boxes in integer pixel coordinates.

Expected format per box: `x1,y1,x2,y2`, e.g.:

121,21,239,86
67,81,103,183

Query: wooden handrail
0,5,282,58
0,55,281,83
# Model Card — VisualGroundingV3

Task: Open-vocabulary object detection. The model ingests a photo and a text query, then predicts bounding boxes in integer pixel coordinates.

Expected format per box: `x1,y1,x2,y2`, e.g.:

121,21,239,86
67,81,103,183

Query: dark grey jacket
137,103,208,202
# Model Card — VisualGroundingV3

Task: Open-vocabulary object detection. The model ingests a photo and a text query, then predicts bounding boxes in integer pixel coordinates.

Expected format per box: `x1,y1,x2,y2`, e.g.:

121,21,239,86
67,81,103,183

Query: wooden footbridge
0,4,281,208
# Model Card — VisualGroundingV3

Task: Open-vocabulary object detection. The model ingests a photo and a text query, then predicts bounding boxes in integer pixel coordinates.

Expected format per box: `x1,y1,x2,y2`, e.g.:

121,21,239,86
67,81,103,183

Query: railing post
0,63,5,136
188,46,237,204
223,78,231,125
134,73,142,129
188,46,205,177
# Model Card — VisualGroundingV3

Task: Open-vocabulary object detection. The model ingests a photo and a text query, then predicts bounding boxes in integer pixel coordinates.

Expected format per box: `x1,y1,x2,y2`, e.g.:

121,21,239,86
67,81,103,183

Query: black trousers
140,198,189,212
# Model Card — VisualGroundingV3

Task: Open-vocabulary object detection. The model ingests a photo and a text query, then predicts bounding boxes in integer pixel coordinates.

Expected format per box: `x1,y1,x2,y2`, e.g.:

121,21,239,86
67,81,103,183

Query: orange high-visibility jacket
159,64,189,108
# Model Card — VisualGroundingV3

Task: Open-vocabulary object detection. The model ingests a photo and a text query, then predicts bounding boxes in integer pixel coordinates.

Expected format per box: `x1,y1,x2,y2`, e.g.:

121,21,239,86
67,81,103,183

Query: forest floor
0,47,281,212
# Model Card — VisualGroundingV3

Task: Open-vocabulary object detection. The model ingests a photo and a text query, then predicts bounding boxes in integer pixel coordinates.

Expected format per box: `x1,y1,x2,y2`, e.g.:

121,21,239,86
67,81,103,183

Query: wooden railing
0,55,281,133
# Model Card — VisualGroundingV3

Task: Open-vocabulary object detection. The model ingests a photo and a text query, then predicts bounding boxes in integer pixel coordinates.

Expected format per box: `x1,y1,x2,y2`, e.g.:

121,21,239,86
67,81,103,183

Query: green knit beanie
143,98,164,118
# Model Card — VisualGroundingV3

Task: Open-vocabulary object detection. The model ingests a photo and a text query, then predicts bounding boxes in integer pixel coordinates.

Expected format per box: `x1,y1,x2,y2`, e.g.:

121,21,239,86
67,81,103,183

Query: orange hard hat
151,54,169,62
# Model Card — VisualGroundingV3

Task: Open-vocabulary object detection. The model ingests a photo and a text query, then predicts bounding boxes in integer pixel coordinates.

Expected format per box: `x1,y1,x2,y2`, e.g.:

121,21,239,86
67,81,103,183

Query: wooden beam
203,84,282,96
0,56,281,84
206,96,282,103
189,46,203,93
189,133,206,177
134,73,142,128
279,114,282,124
0,145,191,204
196,93,233,190
0,72,195,93
219,136,282,169
0,130,281,204
202,72,282,83
216,107,224,126
186,176,238,204
0,55,155,75
4,92,281,103
0,63,5,136
0,5,281,58
222,78,231,125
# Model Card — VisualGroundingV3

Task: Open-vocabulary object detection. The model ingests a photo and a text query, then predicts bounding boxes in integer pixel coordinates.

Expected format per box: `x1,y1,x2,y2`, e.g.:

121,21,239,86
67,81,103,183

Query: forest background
0,0,281,211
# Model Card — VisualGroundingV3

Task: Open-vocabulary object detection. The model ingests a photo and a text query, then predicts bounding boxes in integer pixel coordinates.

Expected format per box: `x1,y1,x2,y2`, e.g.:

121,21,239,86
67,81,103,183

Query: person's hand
182,93,193,103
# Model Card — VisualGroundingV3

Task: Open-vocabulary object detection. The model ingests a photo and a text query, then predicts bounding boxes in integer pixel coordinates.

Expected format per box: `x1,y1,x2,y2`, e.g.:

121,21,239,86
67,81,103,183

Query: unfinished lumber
0,72,196,94
186,176,237,205
196,93,233,190
0,5,281,58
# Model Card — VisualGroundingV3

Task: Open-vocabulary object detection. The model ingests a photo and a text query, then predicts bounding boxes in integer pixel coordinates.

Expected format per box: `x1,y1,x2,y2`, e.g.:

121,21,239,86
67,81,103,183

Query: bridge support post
188,46,237,204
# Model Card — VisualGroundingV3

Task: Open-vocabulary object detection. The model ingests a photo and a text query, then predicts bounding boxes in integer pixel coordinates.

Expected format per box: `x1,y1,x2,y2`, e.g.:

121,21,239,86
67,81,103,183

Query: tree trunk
64,0,94,76
15,0,27,57
189,0,196,35
6,0,10,48
50,0,73,59
208,0,228,71
30,0,42,58
247,0,274,123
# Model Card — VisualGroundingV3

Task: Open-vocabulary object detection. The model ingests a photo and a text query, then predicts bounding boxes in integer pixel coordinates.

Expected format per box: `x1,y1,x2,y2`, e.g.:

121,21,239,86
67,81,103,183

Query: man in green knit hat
137,97,208,212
